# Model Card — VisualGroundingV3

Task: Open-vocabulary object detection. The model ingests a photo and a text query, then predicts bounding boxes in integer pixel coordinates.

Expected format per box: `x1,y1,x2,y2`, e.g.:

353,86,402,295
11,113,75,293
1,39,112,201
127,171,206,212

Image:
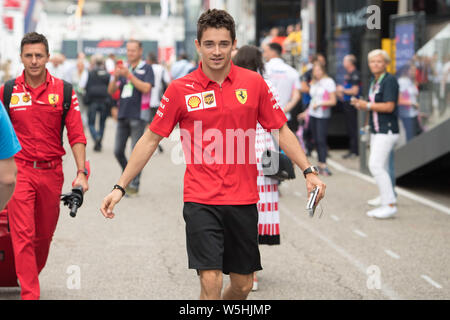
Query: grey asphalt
1,118,449,300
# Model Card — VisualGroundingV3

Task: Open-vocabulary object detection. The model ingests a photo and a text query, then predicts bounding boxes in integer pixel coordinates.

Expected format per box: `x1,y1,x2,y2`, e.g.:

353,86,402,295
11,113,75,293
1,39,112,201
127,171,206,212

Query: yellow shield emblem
48,94,59,105
235,89,247,104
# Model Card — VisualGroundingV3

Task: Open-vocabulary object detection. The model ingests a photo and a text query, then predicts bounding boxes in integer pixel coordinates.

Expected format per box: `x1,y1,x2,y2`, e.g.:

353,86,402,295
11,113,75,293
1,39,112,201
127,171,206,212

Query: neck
130,60,140,68
374,72,384,80
201,61,231,85
25,71,47,88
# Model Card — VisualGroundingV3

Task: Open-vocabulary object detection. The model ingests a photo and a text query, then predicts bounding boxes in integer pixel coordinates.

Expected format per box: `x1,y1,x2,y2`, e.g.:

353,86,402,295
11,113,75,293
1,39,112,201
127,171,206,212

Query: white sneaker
367,205,397,219
252,276,258,291
367,196,381,207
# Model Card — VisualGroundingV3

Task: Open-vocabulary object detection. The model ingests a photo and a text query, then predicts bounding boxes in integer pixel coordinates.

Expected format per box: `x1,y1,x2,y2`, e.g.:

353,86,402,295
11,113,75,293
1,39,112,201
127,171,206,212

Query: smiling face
195,27,236,74
126,41,143,65
20,43,49,80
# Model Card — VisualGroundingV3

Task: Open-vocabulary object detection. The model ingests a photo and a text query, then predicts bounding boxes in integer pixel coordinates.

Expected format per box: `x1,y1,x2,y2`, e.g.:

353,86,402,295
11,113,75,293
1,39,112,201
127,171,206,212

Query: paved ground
1,118,449,300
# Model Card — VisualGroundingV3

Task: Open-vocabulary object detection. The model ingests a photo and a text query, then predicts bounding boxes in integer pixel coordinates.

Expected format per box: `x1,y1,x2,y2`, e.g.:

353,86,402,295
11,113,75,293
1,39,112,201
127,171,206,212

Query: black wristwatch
303,166,319,178
113,184,126,197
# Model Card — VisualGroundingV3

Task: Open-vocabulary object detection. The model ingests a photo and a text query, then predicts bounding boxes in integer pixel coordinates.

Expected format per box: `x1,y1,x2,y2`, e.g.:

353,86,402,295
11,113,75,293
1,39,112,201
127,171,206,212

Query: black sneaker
342,152,358,159
94,139,102,152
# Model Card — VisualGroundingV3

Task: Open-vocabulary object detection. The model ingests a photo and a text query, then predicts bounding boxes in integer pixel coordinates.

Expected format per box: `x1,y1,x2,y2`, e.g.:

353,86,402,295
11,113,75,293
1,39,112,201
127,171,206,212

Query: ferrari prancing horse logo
235,89,247,104
48,94,59,105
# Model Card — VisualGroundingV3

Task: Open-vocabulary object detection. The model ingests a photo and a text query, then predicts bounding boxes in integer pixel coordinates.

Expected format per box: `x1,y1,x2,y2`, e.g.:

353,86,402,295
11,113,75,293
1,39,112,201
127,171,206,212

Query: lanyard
369,73,386,98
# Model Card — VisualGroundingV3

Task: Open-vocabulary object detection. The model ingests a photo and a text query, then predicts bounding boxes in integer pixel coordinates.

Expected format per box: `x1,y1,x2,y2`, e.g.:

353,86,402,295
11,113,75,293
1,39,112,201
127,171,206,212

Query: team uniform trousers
7,159,63,300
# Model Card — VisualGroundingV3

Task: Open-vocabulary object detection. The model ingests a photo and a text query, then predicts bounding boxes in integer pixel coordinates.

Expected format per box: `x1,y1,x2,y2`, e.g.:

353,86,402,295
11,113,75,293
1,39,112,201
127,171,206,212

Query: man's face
126,42,142,64
20,43,49,79
195,27,236,73
343,57,352,71
262,44,273,62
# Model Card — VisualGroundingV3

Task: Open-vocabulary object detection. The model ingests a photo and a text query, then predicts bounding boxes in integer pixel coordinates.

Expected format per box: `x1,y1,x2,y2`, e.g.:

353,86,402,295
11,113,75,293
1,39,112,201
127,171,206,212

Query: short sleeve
325,78,336,92
381,75,399,102
350,71,361,86
144,65,155,86
0,100,21,159
257,78,287,130
149,82,183,137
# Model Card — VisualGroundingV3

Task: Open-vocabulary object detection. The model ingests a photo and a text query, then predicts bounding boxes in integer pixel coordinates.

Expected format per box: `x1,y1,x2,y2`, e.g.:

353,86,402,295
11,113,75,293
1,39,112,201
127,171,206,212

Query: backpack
2,78,73,146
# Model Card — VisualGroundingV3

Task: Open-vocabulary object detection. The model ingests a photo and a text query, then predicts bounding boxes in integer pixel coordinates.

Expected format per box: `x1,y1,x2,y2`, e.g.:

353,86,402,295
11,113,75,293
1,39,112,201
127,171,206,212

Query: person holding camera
0,32,88,300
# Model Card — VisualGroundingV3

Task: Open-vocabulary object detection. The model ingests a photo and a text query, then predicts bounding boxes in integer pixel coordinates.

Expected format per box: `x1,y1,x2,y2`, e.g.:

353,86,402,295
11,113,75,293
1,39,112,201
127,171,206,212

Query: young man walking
100,9,325,300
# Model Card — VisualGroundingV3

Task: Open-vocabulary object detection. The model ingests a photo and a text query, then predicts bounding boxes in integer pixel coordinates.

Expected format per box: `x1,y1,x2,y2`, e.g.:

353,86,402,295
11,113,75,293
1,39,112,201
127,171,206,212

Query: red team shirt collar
194,61,237,89
16,69,53,88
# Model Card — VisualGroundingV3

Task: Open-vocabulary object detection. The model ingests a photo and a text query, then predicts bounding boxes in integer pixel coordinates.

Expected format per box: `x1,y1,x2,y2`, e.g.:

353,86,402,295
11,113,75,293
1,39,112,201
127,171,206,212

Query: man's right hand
100,189,123,219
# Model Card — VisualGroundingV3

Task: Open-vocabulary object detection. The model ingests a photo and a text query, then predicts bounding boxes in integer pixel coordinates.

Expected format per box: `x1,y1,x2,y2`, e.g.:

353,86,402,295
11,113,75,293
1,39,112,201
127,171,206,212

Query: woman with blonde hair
351,49,400,219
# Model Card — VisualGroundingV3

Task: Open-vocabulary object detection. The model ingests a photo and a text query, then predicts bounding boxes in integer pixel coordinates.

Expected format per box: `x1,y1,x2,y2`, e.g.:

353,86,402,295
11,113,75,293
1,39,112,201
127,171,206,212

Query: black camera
61,186,84,218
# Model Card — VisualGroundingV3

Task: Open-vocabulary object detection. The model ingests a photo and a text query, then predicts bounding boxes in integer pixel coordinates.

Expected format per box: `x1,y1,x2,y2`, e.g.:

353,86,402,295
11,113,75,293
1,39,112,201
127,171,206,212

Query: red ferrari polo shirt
0,70,86,162
150,62,287,205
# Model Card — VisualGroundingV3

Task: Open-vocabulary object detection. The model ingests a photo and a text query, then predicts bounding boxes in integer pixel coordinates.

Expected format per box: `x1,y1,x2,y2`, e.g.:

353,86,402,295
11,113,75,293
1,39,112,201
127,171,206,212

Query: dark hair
127,39,142,49
233,45,265,75
21,32,49,54
197,9,236,43
268,42,282,56
147,52,157,63
312,53,326,65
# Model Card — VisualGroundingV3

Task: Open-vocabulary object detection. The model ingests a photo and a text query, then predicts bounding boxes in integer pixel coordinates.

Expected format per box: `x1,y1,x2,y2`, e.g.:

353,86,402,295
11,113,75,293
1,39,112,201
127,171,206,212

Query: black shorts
183,202,263,275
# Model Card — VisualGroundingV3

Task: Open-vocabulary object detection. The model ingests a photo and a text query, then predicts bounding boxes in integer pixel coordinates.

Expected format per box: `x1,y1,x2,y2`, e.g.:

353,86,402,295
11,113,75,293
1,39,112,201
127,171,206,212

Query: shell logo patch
185,93,204,112
48,94,59,105
185,91,217,112
9,93,32,108
235,89,248,104
10,95,20,105
188,96,202,109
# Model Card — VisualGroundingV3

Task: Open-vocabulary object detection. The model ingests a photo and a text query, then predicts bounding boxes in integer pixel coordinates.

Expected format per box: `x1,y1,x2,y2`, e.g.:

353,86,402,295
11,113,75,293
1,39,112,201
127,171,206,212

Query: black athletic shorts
183,202,263,275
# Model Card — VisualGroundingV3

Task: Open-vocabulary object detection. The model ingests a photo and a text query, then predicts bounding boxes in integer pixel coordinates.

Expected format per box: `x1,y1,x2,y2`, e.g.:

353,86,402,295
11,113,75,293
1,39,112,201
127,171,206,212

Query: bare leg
222,272,253,300
199,270,223,300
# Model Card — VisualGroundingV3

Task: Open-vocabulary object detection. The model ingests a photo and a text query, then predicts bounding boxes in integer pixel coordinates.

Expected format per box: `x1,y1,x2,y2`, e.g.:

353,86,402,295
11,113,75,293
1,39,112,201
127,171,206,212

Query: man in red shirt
100,9,325,300
0,32,88,300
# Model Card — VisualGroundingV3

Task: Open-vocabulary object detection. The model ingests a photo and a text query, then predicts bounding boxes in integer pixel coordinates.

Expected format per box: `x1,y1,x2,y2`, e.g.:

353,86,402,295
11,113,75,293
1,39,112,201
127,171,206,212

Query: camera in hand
61,186,84,218
306,186,320,217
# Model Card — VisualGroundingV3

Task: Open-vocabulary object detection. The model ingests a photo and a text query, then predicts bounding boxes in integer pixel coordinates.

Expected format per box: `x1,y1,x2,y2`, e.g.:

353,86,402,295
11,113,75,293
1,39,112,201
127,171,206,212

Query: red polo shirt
0,70,86,162
150,62,287,205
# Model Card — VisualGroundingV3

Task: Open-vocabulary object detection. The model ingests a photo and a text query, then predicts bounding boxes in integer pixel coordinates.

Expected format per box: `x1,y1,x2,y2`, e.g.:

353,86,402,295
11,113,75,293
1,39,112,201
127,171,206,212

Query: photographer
0,32,88,300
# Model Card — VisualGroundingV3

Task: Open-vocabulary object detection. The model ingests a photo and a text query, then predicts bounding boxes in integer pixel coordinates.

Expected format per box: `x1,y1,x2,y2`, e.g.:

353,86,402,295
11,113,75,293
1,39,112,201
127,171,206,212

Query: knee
230,275,253,296
200,270,222,289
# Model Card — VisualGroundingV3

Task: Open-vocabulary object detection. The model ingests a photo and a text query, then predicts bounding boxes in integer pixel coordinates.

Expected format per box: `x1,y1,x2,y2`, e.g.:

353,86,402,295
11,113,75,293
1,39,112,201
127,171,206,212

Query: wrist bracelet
77,169,87,176
367,102,372,110
113,184,126,197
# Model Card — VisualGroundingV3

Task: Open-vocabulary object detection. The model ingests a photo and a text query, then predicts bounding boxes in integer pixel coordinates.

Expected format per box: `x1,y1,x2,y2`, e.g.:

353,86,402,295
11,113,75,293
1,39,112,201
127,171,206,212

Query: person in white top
262,42,301,123
147,52,170,153
398,64,420,141
300,62,337,175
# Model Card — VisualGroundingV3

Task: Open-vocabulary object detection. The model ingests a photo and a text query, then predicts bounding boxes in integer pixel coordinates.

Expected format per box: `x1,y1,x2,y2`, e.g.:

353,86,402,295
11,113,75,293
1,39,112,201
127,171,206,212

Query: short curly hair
197,9,236,43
